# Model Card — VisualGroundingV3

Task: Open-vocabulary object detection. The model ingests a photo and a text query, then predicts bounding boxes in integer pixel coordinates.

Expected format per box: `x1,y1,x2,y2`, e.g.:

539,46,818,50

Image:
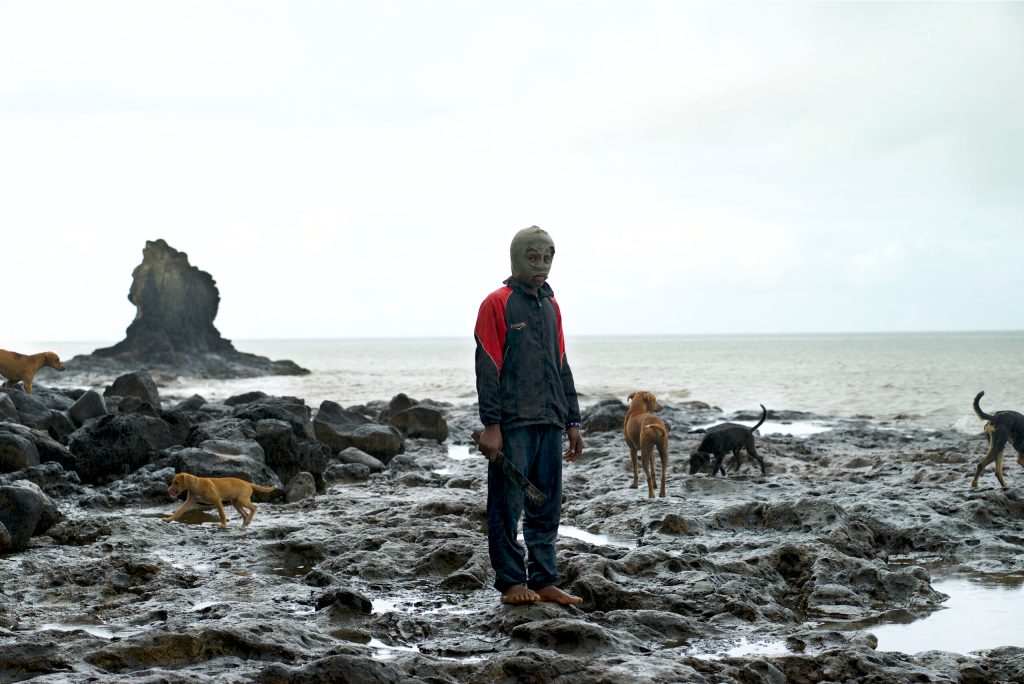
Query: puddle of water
369,637,421,660
446,444,475,461
694,420,833,438
557,525,637,549
38,622,133,640
691,638,791,660
371,598,399,613
868,575,1024,654
763,421,834,437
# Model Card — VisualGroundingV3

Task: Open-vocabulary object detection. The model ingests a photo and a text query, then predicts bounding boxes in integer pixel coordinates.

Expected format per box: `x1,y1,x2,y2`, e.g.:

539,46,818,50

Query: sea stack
63,239,309,380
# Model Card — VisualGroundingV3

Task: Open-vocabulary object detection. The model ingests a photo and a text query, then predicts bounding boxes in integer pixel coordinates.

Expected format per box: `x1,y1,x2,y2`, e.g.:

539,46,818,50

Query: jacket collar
505,276,554,299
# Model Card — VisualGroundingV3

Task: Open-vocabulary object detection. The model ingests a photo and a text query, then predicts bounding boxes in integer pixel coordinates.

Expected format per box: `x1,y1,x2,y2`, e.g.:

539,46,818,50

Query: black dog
689,405,767,476
971,391,1024,489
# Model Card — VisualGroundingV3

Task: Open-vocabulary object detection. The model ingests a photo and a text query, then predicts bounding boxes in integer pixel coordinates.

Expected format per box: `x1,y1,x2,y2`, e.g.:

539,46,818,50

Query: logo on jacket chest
510,322,527,331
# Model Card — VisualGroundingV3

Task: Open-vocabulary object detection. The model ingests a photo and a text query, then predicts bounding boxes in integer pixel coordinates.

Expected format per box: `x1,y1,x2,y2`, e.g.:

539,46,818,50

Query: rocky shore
2,376,1024,683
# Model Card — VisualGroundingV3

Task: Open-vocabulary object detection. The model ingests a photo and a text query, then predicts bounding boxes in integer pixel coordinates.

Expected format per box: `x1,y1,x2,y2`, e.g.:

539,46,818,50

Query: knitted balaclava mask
510,226,555,289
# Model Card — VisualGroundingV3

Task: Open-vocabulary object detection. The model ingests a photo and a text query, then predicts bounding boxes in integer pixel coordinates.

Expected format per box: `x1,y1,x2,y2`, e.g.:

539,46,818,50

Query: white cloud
0,1,1022,340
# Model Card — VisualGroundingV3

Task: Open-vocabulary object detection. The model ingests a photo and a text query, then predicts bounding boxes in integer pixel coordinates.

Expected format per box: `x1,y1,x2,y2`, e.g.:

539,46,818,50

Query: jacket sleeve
474,291,506,426
551,298,582,425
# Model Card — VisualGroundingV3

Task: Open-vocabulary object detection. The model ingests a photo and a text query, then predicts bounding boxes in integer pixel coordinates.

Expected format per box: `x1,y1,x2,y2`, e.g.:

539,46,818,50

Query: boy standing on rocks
474,226,584,606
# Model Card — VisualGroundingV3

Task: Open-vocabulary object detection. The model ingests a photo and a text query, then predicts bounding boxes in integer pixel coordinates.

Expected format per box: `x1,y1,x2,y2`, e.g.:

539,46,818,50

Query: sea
18,331,1024,435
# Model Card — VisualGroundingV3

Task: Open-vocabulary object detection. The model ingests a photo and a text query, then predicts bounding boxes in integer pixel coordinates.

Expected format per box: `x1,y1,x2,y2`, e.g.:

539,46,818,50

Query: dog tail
250,483,278,493
973,391,995,422
638,423,671,446
750,404,767,432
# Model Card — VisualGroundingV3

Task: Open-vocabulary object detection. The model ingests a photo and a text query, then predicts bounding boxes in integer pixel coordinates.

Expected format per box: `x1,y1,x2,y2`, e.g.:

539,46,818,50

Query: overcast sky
2,1,1022,342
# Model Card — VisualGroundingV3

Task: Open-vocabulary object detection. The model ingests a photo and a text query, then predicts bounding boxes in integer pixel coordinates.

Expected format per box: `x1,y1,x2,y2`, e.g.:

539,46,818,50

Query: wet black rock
255,419,330,490
333,446,386,472
0,482,63,553
69,389,108,427
285,472,317,502
316,585,374,613
582,398,628,433
104,370,161,406
66,413,184,484
165,447,282,491
325,463,372,484
0,432,39,473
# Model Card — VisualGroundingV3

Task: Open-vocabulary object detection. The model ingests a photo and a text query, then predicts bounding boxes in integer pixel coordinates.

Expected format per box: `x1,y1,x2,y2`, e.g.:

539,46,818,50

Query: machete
470,430,546,505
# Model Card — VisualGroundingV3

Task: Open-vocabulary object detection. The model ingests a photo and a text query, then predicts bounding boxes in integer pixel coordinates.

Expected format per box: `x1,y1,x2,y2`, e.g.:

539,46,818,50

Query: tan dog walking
0,349,65,395
624,391,670,498
165,473,276,529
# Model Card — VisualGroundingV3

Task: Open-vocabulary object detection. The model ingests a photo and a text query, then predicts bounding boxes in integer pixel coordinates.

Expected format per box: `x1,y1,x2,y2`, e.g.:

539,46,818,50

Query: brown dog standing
624,391,670,498
0,349,65,395
164,472,277,529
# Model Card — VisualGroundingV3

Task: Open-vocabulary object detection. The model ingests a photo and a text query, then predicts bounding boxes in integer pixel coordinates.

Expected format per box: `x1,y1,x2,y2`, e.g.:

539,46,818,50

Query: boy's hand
564,426,583,462
479,424,503,462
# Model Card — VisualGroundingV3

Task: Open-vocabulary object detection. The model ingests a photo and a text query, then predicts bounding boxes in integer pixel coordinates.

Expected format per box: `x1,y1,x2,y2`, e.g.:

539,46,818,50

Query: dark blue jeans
487,424,563,593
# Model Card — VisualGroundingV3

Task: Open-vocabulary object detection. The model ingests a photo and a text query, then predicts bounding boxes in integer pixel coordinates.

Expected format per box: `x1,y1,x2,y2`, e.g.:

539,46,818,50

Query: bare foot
501,585,540,605
535,585,583,605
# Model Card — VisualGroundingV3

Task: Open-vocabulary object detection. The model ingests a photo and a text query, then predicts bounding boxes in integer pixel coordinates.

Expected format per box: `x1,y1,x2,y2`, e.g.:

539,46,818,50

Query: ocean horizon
12,330,1023,435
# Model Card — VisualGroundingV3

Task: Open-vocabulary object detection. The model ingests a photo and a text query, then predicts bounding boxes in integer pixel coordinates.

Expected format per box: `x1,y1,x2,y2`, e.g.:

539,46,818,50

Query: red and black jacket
474,278,582,430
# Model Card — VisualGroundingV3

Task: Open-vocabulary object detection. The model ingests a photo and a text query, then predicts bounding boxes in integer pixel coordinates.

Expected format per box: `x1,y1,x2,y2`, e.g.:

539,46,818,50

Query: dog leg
164,496,199,523
747,440,767,474
712,453,726,477
628,446,639,489
657,437,668,497
231,500,251,527
23,377,32,395
213,501,229,528
994,452,1008,489
972,432,1007,488
641,443,655,498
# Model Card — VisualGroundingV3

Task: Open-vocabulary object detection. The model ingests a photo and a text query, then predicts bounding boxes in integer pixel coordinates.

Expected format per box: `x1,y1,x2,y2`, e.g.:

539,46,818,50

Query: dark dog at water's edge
1,382,1023,682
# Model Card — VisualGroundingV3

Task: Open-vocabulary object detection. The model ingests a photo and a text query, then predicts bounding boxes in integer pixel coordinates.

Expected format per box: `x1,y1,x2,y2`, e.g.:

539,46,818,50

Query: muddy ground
2,397,1024,683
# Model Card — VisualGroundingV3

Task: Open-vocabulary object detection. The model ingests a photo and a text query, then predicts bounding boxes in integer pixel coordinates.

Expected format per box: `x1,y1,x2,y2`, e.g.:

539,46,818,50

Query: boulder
0,394,18,422
313,400,370,445
186,417,256,445
324,463,371,484
69,390,108,427
333,447,385,473
166,447,282,490
104,370,161,407
284,472,317,503
0,433,39,473
0,388,52,429
224,391,268,407
45,410,77,443
582,399,628,433
389,405,449,443
328,424,405,464
0,423,75,469
0,482,63,554
197,439,266,462
66,414,181,484
254,419,329,490
0,461,84,499
234,396,313,439
173,394,207,412
314,401,404,463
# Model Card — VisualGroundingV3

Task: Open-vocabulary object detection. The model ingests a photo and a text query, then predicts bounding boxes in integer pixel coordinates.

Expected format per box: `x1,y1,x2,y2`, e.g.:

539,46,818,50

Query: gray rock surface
0,393,1021,682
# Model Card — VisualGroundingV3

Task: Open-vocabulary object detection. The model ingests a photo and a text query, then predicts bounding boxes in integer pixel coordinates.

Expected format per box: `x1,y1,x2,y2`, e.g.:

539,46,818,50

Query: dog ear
627,392,636,401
